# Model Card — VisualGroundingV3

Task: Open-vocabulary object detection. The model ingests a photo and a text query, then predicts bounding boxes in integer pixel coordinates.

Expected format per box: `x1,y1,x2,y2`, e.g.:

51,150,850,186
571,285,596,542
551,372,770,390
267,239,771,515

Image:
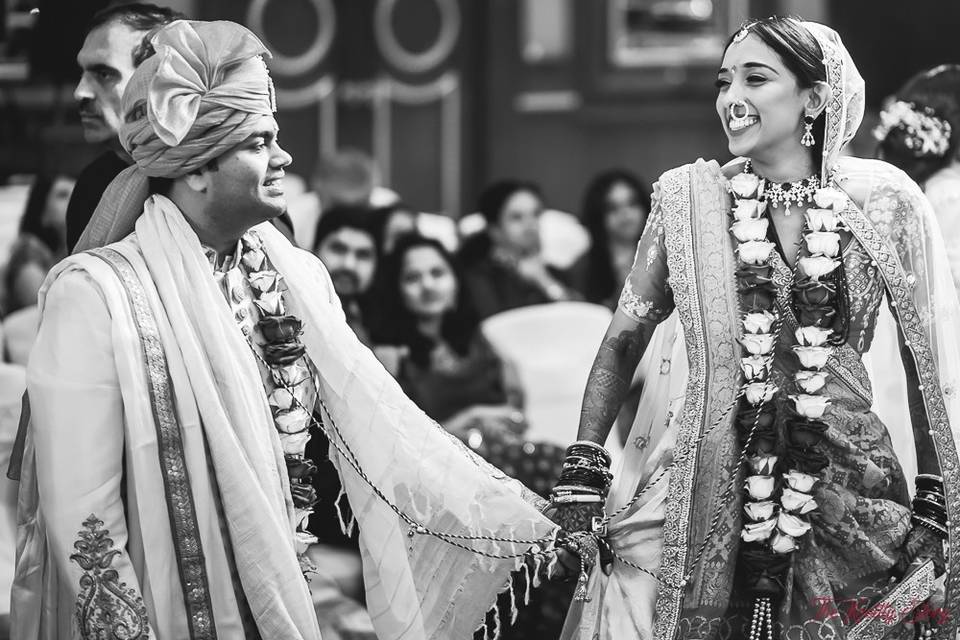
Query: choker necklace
744,160,820,216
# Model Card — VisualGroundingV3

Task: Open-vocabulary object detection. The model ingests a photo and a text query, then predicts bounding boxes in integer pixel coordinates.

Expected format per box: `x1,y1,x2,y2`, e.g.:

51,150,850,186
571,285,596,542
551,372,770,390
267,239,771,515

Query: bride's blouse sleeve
617,183,675,325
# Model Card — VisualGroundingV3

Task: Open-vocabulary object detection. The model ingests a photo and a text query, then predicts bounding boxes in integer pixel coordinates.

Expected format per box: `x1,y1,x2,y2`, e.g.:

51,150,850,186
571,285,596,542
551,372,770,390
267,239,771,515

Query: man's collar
202,237,245,273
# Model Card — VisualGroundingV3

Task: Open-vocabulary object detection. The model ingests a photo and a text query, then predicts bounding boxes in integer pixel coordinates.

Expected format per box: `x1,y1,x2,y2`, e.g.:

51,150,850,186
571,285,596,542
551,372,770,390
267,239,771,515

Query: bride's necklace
745,159,820,216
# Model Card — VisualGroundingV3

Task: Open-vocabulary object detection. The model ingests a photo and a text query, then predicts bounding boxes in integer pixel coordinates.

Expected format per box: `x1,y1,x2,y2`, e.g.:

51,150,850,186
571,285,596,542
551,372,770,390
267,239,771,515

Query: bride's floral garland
237,232,320,577
727,166,849,630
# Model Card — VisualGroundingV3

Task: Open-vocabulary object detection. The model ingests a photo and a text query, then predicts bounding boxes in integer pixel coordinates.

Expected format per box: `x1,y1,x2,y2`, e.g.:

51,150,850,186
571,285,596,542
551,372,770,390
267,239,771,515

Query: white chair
0,363,26,619
480,302,622,464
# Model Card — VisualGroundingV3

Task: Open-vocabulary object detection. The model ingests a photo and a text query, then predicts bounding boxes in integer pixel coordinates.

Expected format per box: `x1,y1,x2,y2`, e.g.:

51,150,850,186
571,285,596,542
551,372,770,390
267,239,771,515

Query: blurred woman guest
373,233,572,638
460,180,579,319
18,174,75,260
876,64,960,291
575,169,651,307
375,234,528,452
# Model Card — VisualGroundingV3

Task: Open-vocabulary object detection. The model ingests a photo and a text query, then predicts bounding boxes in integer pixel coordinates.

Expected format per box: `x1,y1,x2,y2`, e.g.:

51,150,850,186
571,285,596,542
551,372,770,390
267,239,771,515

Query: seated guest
574,168,651,308
374,202,418,254
18,173,76,260
2,235,54,316
312,206,380,345
372,233,572,638
460,180,578,319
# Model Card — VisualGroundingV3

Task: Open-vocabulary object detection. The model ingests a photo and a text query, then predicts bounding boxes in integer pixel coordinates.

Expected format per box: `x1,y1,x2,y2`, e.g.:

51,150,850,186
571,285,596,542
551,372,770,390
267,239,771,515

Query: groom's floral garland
727,166,849,622
237,232,320,577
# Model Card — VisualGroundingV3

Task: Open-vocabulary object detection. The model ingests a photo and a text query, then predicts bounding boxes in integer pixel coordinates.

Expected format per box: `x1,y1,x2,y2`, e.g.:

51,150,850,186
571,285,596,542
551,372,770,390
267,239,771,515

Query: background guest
876,64,960,291
372,232,572,638
65,2,184,251
17,173,75,260
574,168,651,308
312,206,381,345
460,179,578,319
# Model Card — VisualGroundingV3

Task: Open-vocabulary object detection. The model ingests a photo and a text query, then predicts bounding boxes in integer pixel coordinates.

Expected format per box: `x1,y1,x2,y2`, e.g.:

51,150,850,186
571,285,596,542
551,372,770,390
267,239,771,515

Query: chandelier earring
801,114,816,147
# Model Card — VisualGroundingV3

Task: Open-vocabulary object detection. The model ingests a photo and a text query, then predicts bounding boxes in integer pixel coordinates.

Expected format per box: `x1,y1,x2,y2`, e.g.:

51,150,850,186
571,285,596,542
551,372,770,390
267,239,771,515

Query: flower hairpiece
873,100,953,158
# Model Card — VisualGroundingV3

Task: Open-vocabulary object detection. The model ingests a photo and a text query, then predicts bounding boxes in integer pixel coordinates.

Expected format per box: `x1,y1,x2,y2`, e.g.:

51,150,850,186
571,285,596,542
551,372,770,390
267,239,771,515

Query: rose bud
294,507,313,530
812,186,849,210
741,356,770,380
804,231,842,258
286,456,319,480
769,531,798,554
786,448,829,474
745,475,775,500
776,511,812,537
254,290,285,316
797,305,836,328
273,361,311,387
781,487,818,514
795,370,828,393
798,256,840,280
785,418,827,448
242,248,267,271
795,326,832,347
291,483,319,509
744,500,777,522
740,287,776,311
732,198,767,221
741,333,776,356
248,270,280,294
741,516,777,542
294,530,319,555
731,217,769,243
790,394,830,419
793,345,832,369
793,279,836,306
263,341,307,366
276,407,312,434
748,454,778,475
259,315,304,343
737,240,775,265
744,382,777,405
280,429,312,455
730,172,762,198
269,387,297,412
805,208,842,232
743,311,776,334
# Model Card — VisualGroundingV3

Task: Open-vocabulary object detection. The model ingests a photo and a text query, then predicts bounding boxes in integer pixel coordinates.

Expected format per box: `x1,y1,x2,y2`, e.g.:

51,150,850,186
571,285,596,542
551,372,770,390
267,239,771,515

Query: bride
548,16,960,640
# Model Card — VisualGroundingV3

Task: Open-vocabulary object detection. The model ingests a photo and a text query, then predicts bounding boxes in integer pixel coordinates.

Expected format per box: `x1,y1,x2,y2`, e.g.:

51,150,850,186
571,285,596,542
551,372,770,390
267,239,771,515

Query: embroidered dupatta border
653,162,744,638
838,200,960,635
90,247,218,640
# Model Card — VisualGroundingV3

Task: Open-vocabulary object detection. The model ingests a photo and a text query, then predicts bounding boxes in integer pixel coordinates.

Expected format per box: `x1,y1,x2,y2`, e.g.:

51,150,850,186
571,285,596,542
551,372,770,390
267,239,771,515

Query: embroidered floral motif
618,282,669,323
70,514,150,639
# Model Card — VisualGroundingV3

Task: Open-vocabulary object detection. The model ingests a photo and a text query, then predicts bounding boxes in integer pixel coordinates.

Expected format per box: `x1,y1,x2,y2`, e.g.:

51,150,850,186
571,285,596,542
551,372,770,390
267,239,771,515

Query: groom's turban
120,20,277,179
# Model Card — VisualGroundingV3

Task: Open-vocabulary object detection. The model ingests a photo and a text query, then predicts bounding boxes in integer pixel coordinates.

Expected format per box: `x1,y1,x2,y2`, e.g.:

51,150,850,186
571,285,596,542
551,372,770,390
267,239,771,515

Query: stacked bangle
911,474,948,540
550,441,613,504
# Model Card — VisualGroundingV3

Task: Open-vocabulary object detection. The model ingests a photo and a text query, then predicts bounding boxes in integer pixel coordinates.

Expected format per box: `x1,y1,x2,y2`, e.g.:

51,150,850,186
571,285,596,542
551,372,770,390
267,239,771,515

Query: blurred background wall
3,0,960,216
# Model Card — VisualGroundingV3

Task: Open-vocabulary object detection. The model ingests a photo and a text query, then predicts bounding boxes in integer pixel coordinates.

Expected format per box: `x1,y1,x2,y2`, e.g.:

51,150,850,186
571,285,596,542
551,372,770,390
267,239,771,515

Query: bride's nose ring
730,101,749,119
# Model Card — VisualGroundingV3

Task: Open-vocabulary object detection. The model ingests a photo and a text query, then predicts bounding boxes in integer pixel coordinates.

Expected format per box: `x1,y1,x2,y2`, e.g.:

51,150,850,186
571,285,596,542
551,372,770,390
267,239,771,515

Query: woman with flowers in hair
876,64,960,292
547,15,960,640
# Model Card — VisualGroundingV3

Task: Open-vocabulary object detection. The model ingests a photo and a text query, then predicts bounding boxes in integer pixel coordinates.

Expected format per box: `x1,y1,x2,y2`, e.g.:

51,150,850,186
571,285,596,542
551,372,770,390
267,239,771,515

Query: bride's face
715,34,811,164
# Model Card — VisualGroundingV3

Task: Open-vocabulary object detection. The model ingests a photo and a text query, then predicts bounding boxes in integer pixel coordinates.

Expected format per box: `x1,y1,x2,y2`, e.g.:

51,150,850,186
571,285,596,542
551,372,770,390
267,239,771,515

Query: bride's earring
801,114,815,147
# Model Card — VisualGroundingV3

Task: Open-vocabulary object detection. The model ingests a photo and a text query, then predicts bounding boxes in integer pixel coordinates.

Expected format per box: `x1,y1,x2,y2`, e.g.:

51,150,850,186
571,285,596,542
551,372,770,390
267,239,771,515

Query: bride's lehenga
562,21,960,640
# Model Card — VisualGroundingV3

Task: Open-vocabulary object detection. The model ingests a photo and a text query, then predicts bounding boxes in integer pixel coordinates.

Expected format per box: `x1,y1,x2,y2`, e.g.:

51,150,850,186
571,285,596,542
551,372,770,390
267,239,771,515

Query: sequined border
91,248,218,640
653,164,702,639
653,162,744,637
847,559,934,640
838,201,960,636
